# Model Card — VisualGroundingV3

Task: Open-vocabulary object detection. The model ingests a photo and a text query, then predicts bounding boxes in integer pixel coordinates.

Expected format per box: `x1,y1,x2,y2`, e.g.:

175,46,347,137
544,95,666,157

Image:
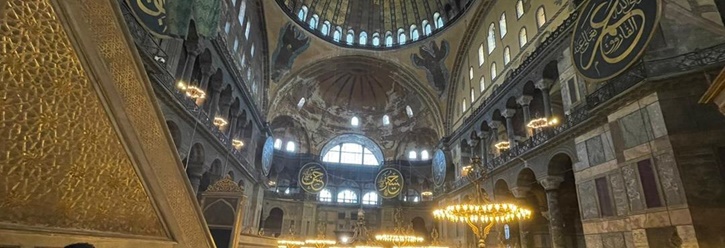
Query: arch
516,168,537,188
499,13,508,38
308,14,319,29
359,31,368,45
434,12,444,29
203,199,236,226
503,46,511,65
319,188,333,202
297,5,308,21
187,143,205,172
536,6,546,28
490,63,498,80
397,28,407,45
362,191,379,205
320,134,384,164
371,32,381,47
516,0,525,18
506,97,526,137
519,27,528,48
487,23,496,53
333,26,343,42
547,153,573,176
346,29,355,45
270,115,310,153
263,207,284,237
422,20,432,36
166,121,182,149
337,189,358,203
321,20,331,36
411,217,428,237
410,25,420,41
385,31,394,47
494,179,514,201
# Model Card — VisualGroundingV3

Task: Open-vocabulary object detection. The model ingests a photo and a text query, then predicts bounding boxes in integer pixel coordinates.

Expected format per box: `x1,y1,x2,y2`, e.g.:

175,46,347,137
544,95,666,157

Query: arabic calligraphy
376,168,404,198
126,0,170,38
572,0,660,81
299,163,327,193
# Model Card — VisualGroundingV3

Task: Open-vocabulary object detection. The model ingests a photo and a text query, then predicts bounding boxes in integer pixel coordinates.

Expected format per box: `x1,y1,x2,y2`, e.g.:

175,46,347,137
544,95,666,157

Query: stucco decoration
412,40,450,95
271,22,310,82
319,134,385,164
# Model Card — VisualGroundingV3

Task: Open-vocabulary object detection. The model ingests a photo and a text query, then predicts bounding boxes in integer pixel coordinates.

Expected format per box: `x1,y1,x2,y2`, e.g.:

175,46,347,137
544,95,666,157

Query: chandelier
185,85,206,99
526,117,549,129
232,139,244,149
213,117,228,127
494,141,510,151
374,234,424,244
432,156,531,247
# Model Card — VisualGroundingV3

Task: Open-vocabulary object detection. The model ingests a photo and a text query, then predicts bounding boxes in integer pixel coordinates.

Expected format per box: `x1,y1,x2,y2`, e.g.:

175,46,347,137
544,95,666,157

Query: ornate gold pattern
75,0,212,246
207,176,244,193
0,0,164,236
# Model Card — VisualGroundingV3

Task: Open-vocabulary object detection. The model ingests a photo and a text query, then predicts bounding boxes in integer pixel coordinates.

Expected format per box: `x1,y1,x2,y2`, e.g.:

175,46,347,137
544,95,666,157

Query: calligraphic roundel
262,137,275,176
298,162,328,193
375,167,405,199
572,0,661,82
432,149,447,186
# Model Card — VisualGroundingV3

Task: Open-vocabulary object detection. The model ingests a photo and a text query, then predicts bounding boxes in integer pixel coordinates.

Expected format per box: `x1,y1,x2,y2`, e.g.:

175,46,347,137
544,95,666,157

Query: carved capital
517,95,533,106
538,176,565,190
535,78,555,90
488,120,503,129
502,109,517,118
510,186,531,198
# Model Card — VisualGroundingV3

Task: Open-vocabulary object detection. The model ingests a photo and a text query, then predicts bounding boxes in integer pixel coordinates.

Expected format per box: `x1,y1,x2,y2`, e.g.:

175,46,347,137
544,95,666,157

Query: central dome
276,0,474,49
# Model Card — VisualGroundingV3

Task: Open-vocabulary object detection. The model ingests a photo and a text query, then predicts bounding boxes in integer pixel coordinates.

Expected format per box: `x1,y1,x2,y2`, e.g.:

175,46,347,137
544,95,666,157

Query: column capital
538,176,564,190
467,138,479,147
488,120,503,129
517,95,533,106
476,130,490,139
535,78,555,90
502,109,517,118
510,186,531,198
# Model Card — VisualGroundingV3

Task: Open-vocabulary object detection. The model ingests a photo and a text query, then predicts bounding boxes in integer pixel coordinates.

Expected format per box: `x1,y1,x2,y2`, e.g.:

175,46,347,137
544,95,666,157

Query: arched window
297,5,308,21
406,105,414,117
309,14,319,29
470,88,475,102
504,224,511,240
487,23,496,54
337,190,358,203
238,1,246,24
346,29,355,45
286,141,296,152
233,39,239,52
224,22,231,34
434,12,444,29
499,13,508,38
398,28,407,45
362,192,379,205
478,44,485,66
462,99,467,113
250,44,255,57
480,76,486,93
319,189,332,202
408,151,417,160
382,115,390,126
519,27,528,48
372,32,381,47
297,97,306,108
333,27,342,42
322,143,380,165
385,32,394,47
410,25,420,41
274,138,282,149
491,63,498,80
503,46,511,65
469,66,474,80
321,21,331,36
359,31,368,45
244,21,251,39
537,7,546,28
351,116,359,126
421,150,430,160
516,0,525,18
422,20,432,36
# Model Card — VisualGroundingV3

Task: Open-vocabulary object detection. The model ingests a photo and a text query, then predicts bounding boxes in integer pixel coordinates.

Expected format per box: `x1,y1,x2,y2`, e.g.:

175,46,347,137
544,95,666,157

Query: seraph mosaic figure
271,23,310,81
412,40,450,96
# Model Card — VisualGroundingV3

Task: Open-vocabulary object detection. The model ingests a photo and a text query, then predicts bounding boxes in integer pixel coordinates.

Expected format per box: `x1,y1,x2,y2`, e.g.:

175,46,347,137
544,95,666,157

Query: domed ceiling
276,0,474,49
269,55,444,158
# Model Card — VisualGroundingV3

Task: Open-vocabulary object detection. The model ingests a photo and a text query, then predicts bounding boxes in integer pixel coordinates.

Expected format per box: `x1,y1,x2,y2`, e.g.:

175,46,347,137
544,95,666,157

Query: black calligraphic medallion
262,137,274,176
375,167,404,199
432,149,447,186
298,162,328,193
125,0,172,39
571,0,661,82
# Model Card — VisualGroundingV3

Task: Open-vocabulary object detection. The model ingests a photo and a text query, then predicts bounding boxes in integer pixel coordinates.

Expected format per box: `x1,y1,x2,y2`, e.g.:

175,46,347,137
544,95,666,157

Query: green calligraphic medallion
571,0,662,82
298,162,328,193
375,167,404,199
125,0,173,38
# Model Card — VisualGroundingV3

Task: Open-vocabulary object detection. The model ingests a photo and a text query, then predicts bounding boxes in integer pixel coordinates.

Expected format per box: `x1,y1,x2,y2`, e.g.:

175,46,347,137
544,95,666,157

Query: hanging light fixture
526,117,549,129
494,141,510,151
232,139,244,149
185,85,206,99
213,117,228,127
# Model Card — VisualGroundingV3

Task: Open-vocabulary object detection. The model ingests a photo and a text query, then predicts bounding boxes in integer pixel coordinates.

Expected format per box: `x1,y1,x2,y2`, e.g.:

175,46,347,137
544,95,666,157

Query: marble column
179,41,202,84
511,186,532,248
536,79,554,118
477,131,489,165
539,176,565,248
207,88,222,120
517,95,533,136
502,109,517,147
187,165,204,194
218,101,232,131
195,70,214,106
228,111,240,138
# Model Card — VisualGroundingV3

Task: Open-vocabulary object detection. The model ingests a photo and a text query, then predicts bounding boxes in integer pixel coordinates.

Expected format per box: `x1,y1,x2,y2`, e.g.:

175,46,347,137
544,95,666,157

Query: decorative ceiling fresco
268,55,444,159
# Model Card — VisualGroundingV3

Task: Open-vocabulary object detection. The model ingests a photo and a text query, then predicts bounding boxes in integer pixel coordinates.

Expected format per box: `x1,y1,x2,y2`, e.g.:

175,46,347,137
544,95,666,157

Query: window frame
337,189,358,204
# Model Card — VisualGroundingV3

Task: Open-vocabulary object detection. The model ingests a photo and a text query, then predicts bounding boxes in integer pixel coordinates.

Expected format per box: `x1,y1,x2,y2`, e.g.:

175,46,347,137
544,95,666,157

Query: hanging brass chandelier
432,156,531,247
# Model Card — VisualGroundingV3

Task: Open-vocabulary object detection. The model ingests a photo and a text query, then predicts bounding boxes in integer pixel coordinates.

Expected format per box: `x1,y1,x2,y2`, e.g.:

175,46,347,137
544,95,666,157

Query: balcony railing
120,2,259,178
443,41,725,193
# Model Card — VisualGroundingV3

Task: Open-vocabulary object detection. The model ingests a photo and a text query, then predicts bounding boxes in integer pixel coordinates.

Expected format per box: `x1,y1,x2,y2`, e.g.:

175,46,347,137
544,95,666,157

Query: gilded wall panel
0,0,164,237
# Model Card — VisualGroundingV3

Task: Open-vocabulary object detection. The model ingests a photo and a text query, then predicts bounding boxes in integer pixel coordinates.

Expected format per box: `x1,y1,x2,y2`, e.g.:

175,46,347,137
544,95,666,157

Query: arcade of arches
2,0,725,248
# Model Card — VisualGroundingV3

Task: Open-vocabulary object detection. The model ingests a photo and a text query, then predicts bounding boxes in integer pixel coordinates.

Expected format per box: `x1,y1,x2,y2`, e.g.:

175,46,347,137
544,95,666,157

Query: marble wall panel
575,141,590,171
621,165,645,212
655,153,685,206
602,233,626,248
578,180,600,220
610,173,630,216
618,109,655,149
586,135,607,166
645,227,677,248
646,102,668,139
602,131,616,162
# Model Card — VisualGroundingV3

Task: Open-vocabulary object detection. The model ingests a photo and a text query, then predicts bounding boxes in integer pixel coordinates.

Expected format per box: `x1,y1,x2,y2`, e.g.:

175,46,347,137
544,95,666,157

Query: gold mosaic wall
0,0,164,237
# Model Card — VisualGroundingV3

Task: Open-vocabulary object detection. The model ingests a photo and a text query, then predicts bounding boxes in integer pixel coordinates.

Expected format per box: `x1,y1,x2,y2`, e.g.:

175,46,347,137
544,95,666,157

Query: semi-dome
275,0,474,49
